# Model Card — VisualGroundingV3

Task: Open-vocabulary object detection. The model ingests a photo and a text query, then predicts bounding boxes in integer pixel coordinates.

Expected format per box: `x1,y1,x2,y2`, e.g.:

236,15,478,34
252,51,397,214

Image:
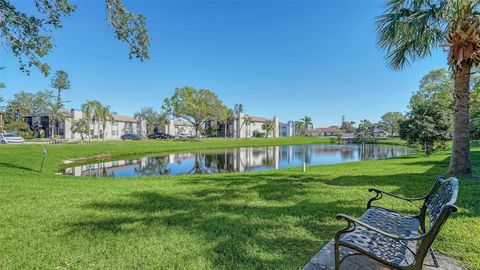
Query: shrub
254,132,266,138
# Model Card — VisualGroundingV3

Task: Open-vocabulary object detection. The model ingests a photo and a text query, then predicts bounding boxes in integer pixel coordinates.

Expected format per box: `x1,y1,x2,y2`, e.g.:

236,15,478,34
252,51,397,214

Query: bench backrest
417,176,458,263
424,176,459,227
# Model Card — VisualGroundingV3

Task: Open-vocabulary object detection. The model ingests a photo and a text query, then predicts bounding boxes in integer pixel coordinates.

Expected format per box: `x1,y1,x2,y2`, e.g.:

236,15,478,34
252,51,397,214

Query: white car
0,133,25,144
178,133,190,139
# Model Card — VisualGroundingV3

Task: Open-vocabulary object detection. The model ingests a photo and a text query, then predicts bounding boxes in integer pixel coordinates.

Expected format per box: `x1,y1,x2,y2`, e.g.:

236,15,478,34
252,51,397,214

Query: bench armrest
367,188,426,209
335,214,425,241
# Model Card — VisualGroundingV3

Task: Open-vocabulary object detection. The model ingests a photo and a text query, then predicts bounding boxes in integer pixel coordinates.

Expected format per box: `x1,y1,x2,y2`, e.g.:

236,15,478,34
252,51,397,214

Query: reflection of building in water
65,144,412,177
64,159,145,177
166,146,282,173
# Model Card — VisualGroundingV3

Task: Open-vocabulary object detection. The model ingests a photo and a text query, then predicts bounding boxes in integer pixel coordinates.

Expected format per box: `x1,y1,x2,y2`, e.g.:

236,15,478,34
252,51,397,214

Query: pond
64,143,413,178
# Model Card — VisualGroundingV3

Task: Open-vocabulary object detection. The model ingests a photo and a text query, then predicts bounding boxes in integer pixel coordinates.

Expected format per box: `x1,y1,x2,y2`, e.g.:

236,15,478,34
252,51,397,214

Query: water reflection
64,144,413,177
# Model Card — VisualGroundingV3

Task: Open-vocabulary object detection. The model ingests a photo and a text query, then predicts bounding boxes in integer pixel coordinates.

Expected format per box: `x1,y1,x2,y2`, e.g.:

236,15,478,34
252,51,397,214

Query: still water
64,144,413,178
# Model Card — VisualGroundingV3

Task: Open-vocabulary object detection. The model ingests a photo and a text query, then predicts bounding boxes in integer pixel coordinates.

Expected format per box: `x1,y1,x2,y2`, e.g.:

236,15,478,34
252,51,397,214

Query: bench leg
334,242,341,270
429,248,439,268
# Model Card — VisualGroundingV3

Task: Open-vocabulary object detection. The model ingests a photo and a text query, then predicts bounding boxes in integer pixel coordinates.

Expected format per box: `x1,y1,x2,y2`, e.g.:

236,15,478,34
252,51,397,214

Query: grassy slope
0,137,478,270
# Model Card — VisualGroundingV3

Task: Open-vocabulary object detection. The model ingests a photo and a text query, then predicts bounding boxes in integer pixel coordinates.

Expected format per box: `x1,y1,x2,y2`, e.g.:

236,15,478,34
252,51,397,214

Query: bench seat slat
338,207,420,267
360,207,420,237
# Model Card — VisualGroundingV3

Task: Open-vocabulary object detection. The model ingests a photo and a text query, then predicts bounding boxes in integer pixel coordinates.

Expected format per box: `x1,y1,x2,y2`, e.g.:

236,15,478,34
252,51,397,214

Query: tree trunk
449,64,472,176
56,89,61,106
51,120,56,138
195,124,200,139
88,119,92,142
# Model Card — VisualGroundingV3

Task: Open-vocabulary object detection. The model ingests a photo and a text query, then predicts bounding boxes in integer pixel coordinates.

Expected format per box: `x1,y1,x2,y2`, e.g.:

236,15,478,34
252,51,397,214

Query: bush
4,120,29,133
334,133,343,144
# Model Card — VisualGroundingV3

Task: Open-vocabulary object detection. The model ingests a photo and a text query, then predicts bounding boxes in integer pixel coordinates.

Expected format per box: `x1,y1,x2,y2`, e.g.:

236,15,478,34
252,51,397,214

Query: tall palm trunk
97,120,100,141
56,89,61,106
449,64,472,176
87,117,92,142
102,124,106,141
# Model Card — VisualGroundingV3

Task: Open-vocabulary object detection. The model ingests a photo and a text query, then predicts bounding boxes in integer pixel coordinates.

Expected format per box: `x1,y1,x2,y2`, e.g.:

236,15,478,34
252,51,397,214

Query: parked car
148,132,175,140
0,133,25,144
164,134,175,139
178,133,191,139
121,133,142,140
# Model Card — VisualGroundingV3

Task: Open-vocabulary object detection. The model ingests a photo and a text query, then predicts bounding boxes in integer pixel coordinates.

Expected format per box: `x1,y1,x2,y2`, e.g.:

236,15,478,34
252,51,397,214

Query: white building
233,113,280,138
164,119,196,137
163,112,295,138
24,108,146,140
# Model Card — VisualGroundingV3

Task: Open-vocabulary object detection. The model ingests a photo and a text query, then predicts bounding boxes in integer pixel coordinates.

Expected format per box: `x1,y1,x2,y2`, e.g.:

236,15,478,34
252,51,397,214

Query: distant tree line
402,68,480,156
337,68,480,157
0,70,73,139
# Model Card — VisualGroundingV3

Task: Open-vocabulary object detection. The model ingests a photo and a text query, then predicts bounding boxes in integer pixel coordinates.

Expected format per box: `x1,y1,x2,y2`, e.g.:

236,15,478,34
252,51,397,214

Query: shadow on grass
64,151,480,268
66,173,365,268
0,162,37,172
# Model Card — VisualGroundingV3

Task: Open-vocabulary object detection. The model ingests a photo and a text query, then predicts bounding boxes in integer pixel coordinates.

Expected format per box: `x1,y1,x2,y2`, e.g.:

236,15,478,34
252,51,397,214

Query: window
112,130,117,136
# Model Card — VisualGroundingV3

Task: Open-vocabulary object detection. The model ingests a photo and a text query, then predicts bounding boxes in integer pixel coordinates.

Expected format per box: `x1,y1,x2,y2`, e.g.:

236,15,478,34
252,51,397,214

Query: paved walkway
303,240,464,270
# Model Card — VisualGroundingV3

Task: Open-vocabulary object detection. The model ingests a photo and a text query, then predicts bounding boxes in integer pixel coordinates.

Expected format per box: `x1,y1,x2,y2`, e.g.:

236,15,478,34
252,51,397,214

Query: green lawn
0,137,478,269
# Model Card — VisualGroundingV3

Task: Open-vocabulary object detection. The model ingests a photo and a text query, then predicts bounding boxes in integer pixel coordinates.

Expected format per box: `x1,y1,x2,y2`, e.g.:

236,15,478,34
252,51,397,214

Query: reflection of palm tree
260,147,275,167
188,153,208,174
304,145,312,164
340,147,356,161
134,157,171,176
101,162,109,177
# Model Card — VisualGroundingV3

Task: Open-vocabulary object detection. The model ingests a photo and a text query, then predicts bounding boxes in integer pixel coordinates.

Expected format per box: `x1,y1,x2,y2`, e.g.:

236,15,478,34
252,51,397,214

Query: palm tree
49,103,65,138
97,104,113,141
295,121,305,136
242,116,253,138
94,103,102,141
301,116,313,136
71,118,89,142
0,114,4,133
377,0,480,176
262,120,274,138
81,100,99,142
223,108,235,138
359,119,373,140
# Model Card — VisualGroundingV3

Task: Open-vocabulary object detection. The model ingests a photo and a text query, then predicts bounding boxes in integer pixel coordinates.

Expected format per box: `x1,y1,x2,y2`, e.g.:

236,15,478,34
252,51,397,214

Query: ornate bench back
416,177,458,262
424,177,458,227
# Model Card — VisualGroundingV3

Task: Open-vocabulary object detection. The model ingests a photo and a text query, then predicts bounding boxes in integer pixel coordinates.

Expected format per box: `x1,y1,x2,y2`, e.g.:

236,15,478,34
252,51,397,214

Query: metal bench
334,176,459,270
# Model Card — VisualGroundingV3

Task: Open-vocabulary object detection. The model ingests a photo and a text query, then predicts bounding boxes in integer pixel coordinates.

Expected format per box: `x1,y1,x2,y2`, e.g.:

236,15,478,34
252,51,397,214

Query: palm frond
376,0,448,70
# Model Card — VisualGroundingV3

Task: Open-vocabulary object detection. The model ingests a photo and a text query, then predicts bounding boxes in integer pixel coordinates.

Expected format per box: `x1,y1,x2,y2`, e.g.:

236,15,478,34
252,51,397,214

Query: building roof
25,108,71,117
171,119,194,126
112,114,137,123
246,115,271,122
314,127,343,133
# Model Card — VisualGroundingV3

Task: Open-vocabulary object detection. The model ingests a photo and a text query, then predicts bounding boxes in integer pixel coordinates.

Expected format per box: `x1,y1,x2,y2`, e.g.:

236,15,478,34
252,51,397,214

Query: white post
238,113,245,138
273,116,279,138
167,121,175,136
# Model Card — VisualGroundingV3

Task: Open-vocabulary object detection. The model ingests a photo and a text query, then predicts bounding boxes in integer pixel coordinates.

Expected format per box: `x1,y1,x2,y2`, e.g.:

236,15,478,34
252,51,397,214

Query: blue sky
0,0,448,127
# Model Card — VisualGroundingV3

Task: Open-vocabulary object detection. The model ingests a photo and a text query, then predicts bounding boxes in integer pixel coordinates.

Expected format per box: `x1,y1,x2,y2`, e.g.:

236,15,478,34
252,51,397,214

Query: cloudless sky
0,0,448,127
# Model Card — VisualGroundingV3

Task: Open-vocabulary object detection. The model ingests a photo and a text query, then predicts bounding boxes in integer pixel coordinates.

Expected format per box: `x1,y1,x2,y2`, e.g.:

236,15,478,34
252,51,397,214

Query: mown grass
0,137,478,269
